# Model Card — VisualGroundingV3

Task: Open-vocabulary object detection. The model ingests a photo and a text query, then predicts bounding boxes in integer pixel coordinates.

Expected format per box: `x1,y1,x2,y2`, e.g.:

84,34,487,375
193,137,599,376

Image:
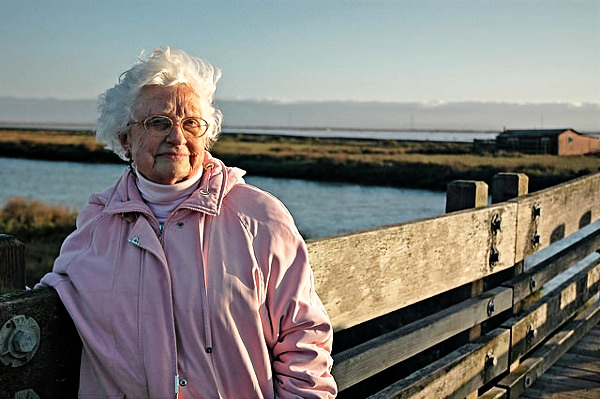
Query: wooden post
490,173,531,375
491,173,529,204
445,181,489,355
445,180,490,399
491,173,530,277
445,180,489,213
0,234,26,294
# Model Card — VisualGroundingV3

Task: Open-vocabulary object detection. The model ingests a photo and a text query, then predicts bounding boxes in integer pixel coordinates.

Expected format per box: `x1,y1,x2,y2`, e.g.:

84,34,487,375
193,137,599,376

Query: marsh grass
0,198,77,287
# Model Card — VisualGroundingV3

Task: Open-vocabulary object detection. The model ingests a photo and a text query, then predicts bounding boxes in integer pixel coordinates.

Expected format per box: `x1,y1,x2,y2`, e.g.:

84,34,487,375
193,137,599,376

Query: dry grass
0,128,102,148
0,198,77,287
213,134,600,176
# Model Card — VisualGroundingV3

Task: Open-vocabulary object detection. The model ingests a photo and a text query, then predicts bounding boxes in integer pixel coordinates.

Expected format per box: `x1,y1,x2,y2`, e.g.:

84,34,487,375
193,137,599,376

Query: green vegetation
0,198,77,287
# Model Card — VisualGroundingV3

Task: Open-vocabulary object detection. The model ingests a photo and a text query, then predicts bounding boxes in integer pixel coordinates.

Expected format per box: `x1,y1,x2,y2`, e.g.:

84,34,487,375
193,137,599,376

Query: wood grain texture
497,297,600,399
331,286,512,391
0,235,25,294
523,324,600,396
478,386,508,399
367,328,510,399
502,254,600,364
512,172,600,263
309,203,518,331
505,221,600,304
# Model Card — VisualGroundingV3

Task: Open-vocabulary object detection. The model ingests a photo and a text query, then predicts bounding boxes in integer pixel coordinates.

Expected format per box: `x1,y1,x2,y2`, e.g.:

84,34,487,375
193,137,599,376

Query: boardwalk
521,322,600,398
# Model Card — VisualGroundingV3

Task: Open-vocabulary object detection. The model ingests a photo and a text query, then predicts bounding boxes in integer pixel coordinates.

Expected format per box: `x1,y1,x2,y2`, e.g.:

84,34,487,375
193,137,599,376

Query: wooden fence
1,171,599,398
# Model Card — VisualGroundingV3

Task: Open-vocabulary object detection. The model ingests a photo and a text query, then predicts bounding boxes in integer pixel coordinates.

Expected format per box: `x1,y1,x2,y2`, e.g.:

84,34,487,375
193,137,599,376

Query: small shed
496,128,600,155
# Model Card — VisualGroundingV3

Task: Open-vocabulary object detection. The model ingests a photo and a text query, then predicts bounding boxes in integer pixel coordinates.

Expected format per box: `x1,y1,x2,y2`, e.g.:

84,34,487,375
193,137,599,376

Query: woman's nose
165,123,187,144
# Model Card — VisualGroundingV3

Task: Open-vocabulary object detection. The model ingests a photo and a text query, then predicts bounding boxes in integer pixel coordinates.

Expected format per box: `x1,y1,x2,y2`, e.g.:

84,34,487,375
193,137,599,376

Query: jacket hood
89,151,246,217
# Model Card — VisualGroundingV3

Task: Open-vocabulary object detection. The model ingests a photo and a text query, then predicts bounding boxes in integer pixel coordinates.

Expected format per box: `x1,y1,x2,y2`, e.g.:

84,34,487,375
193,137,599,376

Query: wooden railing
1,171,599,398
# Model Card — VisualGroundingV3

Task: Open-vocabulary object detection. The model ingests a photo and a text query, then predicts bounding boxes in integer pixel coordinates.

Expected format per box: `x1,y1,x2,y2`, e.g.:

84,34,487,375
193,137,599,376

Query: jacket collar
97,152,245,218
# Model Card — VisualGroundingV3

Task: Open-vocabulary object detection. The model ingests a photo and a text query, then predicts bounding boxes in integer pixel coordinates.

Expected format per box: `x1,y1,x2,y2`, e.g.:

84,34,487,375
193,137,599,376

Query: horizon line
1,96,599,107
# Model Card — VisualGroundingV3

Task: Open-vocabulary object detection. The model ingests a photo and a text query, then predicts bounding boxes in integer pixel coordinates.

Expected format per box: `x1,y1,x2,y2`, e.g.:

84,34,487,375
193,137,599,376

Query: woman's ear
119,132,131,150
119,132,132,159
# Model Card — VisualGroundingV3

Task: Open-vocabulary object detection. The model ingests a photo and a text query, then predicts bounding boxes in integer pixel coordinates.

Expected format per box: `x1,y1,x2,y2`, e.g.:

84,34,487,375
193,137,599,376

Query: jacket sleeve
258,221,337,398
34,201,103,289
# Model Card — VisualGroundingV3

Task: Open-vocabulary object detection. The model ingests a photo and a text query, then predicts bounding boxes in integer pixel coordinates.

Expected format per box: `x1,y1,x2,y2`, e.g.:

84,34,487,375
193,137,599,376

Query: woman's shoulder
223,182,296,227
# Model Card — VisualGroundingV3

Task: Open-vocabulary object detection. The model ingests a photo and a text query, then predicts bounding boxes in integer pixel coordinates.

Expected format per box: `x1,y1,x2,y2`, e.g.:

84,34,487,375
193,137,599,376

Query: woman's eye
183,119,200,128
146,117,172,130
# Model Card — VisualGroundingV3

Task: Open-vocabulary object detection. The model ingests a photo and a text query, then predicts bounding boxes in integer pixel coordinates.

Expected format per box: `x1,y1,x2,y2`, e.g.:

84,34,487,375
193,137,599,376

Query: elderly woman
38,46,337,398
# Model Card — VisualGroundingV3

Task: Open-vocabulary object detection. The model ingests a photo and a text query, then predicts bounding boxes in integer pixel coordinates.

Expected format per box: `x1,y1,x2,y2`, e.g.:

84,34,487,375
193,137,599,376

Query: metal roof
497,129,575,138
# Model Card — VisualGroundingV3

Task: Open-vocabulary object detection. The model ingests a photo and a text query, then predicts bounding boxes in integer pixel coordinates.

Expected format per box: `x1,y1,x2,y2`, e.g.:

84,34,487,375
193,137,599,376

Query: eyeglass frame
128,114,210,137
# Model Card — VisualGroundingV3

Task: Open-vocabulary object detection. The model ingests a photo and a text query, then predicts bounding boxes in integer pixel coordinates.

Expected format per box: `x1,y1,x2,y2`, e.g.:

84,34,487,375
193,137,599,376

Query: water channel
0,157,446,238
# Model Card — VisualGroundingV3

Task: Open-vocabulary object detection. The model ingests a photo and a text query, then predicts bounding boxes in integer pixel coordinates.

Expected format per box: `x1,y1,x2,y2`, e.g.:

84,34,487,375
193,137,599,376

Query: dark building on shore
496,128,600,155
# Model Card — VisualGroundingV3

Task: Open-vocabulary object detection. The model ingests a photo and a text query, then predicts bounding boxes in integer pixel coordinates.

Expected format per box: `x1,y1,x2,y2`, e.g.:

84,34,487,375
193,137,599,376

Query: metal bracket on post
0,315,41,367
531,203,541,251
489,212,502,269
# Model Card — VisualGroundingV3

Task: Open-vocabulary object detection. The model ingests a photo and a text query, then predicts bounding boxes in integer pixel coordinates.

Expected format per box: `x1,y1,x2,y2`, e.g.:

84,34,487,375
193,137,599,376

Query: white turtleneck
135,168,203,223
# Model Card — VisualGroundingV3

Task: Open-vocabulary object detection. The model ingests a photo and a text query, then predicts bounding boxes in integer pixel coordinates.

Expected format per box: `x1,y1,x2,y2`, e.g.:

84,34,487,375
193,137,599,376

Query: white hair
95,46,223,160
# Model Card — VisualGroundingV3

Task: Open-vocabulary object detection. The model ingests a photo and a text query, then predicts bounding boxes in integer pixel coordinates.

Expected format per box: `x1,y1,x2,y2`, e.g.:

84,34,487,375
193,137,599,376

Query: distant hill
1,97,598,133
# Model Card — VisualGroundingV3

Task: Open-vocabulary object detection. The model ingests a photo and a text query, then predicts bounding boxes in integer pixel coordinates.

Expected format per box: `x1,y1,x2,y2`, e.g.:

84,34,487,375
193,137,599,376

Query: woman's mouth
160,152,188,161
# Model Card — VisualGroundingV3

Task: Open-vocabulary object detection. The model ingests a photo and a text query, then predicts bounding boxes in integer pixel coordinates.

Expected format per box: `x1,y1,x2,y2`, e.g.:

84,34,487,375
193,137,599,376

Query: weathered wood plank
503,220,600,305
309,203,518,330
367,328,510,399
566,327,600,358
502,253,600,364
520,322,600,396
557,353,600,374
512,172,600,263
0,288,80,399
547,364,600,383
479,386,508,399
331,286,512,391
0,235,25,294
496,296,600,399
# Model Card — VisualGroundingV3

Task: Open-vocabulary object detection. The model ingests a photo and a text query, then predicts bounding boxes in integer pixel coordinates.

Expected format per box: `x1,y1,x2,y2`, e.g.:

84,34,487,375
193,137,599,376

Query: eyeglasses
128,115,209,137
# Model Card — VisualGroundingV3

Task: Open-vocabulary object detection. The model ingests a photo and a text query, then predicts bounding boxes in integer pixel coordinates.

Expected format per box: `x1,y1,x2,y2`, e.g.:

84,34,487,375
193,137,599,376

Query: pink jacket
38,152,337,398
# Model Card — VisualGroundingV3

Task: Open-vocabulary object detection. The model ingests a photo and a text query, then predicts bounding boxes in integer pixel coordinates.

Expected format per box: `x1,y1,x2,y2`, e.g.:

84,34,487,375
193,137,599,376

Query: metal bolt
489,248,500,267
12,329,37,353
491,213,502,235
1,315,41,367
487,299,495,317
527,324,538,344
524,373,533,387
531,232,541,248
485,350,497,370
530,276,537,291
532,204,541,220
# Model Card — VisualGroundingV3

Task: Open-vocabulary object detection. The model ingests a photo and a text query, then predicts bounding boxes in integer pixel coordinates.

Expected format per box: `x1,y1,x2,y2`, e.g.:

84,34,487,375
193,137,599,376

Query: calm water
0,157,446,238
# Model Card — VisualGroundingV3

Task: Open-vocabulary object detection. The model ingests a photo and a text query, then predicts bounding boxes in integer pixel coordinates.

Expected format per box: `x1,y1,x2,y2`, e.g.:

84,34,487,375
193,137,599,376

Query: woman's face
120,84,207,185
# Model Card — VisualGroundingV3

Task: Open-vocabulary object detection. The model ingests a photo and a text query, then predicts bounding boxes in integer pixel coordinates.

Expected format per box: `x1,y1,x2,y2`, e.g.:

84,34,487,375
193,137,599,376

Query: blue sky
1,0,599,104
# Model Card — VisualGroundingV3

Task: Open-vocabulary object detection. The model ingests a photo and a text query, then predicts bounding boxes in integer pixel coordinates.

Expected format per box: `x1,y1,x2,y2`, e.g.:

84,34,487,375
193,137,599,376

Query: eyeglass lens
143,116,207,136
